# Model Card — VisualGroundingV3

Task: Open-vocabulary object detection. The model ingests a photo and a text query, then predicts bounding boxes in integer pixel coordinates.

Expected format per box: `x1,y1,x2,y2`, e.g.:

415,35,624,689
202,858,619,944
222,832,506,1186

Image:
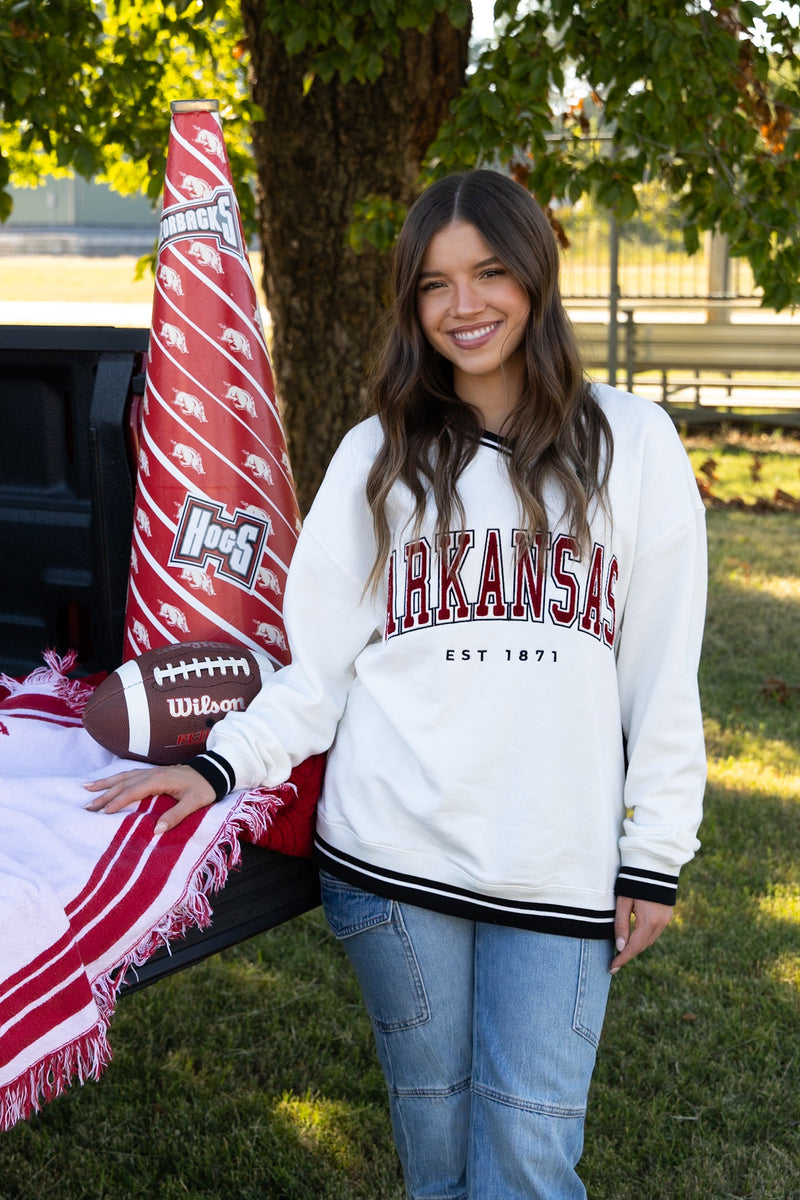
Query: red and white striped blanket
0,651,322,1131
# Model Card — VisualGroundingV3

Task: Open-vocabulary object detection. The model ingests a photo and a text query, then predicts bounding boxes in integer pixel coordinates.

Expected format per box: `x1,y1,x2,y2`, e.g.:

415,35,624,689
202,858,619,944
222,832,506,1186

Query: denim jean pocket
319,870,394,938
319,872,430,1032
572,937,613,1048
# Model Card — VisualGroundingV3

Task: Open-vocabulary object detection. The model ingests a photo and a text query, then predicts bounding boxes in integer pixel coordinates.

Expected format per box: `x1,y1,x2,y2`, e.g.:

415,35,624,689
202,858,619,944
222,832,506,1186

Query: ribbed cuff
187,750,237,802
615,865,679,906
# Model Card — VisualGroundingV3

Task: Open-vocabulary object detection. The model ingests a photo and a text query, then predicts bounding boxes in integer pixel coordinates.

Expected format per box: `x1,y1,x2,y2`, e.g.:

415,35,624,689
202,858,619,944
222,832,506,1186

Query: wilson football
82,641,273,764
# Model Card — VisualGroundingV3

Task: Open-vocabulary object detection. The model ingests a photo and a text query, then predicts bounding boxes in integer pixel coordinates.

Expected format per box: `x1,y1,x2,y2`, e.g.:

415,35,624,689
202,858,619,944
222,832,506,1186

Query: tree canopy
1,1,798,502
2,0,798,306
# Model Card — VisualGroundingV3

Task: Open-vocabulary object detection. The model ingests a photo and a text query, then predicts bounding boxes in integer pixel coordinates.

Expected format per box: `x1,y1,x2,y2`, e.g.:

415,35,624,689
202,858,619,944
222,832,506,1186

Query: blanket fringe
0,661,308,1132
92,787,287,1013
1,787,287,1132
0,1023,111,1132
0,649,91,715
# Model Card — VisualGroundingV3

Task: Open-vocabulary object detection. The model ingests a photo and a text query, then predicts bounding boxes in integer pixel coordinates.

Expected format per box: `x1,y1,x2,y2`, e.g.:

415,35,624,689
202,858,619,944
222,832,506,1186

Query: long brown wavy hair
365,169,612,591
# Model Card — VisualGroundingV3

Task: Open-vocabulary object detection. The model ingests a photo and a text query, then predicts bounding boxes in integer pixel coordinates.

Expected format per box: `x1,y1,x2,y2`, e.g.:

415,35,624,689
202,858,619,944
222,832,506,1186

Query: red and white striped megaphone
123,98,300,668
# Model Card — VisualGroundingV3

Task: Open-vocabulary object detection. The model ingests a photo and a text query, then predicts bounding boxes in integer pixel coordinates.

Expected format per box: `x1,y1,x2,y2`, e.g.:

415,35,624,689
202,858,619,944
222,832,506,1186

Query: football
82,641,273,764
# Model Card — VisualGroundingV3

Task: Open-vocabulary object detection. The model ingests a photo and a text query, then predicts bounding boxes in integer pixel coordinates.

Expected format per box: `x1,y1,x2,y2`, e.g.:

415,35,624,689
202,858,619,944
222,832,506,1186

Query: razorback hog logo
189,241,224,274
158,184,245,261
193,125,226,161
170,494,270,592
132,620,151,650
254,620,288,651
158,264,183,295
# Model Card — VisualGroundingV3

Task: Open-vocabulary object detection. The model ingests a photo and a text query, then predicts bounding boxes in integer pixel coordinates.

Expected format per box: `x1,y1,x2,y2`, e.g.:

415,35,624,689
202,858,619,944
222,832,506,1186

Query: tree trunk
239,3,470,512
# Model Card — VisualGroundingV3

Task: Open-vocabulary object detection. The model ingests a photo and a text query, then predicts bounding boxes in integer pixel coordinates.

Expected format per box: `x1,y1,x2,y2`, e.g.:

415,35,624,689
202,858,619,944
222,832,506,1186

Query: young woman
87,170,707,1199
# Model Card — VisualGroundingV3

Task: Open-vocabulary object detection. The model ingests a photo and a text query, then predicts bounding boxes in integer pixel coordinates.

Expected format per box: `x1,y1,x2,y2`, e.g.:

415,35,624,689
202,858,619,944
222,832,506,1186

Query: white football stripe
253,650,275,688
117,659,152,758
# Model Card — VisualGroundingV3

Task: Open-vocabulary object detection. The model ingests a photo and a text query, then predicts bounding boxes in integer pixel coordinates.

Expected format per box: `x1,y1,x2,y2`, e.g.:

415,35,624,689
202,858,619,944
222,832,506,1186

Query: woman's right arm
84,762,217,831
85,423,383,831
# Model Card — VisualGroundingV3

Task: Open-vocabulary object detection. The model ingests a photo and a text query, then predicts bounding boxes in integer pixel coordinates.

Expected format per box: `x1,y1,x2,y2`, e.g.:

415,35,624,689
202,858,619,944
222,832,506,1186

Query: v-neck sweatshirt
192,384,707,939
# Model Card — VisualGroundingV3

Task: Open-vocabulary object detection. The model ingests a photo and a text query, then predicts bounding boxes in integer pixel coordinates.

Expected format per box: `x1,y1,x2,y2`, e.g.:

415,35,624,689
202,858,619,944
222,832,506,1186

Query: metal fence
552,171,758,305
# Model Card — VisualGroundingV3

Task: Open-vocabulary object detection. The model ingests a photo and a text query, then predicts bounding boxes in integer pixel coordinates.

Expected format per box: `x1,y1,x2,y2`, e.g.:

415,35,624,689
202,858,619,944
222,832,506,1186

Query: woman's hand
611,895,673,974
84,764,217,834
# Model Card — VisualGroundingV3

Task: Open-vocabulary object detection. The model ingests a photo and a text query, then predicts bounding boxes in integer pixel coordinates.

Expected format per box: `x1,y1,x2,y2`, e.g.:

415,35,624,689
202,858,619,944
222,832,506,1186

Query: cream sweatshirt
193,385,707,938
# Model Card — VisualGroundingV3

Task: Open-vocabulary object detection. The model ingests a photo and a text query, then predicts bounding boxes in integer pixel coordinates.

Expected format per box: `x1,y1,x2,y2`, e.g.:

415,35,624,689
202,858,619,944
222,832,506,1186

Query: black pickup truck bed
0,325,320,990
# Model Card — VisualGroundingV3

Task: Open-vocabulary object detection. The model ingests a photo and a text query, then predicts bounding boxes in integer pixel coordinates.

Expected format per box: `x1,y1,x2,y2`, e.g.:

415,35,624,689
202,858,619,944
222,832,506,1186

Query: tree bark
239,3,470,511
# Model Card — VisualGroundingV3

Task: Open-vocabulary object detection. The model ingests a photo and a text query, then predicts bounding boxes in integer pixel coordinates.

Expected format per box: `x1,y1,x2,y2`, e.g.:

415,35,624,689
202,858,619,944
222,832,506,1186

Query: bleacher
574,309,800,430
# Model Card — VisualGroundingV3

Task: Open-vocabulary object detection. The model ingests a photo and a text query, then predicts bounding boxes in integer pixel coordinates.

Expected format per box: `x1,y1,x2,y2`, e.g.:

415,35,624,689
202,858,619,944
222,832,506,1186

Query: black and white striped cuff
187,750,237,802
615,865,679,906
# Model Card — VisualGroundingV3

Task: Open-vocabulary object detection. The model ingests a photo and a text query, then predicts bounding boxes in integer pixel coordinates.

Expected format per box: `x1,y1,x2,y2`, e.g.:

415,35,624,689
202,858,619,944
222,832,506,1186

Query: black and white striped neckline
479,429,511,454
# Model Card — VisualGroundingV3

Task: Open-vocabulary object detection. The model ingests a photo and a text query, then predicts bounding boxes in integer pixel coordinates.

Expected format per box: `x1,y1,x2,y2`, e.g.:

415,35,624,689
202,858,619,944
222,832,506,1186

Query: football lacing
152,655,251,686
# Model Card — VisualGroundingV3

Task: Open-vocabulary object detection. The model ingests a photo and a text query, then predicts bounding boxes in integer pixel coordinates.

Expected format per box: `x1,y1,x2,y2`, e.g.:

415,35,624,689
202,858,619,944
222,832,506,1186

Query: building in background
1,178,157,255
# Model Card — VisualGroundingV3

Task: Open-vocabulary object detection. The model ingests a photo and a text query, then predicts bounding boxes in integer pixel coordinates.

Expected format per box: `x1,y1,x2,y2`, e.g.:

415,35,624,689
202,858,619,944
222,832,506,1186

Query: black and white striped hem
187,750,237,801
314,836,616,939
615,865,679,906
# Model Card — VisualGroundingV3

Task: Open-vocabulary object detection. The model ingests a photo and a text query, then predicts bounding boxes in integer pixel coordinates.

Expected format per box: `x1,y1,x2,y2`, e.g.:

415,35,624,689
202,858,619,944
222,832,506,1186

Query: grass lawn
584,505,800,1200
683,428,800,510
0,255,157,306
0,254,267,309
0,277,797,1195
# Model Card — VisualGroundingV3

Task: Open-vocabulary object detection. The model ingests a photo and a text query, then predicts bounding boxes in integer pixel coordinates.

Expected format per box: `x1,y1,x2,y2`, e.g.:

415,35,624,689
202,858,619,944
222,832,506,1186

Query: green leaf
284,26,308,56
364,50,384,82
446,0,469,30
334,17,354,50
683,225,700,256
478,89,503,121
73,142,97,178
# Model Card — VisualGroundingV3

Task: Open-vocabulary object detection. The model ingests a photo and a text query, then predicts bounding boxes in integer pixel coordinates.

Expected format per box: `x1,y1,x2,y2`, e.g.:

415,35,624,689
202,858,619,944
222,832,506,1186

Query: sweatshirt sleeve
613,409,707,905
199,423,383,794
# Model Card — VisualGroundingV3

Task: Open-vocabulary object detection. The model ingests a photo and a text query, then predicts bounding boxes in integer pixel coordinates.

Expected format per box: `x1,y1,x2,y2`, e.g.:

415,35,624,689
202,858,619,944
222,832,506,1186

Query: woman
87,170,707,1199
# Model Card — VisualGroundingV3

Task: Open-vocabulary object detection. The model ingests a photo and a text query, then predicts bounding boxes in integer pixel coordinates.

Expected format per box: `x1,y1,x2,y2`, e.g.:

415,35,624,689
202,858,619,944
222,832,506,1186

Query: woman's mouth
449,322,500,346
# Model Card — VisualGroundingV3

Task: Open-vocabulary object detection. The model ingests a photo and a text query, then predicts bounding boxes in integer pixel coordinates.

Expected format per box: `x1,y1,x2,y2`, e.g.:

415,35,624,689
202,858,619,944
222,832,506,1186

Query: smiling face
416,221,531,431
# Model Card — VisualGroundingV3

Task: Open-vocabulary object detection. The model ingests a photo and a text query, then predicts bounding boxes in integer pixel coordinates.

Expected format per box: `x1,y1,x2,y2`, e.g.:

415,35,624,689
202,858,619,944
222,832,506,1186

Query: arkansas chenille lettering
384,528,618,648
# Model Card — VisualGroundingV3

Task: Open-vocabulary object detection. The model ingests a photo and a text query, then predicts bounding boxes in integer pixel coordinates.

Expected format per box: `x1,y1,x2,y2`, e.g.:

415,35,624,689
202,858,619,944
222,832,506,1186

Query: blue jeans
320,872,613,1200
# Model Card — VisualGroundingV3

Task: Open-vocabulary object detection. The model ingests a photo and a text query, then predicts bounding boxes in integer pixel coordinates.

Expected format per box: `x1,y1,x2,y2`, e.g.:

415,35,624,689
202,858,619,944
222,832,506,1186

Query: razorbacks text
158,186,244,258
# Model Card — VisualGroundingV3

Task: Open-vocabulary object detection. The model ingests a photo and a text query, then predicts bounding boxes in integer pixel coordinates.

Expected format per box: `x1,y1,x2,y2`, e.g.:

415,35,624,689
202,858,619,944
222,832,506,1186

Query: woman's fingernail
154,821,168,835
616,937,626,952
610,967,620,976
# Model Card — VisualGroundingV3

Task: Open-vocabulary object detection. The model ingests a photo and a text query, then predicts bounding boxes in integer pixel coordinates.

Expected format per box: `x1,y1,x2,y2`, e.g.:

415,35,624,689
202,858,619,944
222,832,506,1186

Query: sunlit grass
685,431,800,505
758,885,800,925
704,728,799,802
767,952,800,990
0,253,267,307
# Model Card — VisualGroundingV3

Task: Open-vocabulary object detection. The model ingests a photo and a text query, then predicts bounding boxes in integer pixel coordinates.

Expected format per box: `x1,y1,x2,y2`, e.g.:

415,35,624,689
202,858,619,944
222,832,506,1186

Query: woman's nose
452,280,483,316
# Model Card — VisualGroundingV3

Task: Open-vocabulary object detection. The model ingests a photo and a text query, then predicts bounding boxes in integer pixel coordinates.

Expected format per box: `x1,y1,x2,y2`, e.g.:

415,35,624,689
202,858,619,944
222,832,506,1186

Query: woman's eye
419,280,444,293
